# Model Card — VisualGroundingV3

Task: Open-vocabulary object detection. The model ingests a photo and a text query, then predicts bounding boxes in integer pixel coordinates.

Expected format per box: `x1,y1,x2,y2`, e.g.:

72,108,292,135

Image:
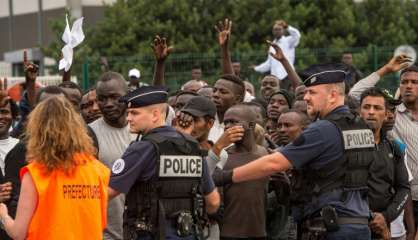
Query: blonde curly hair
26,96,95,174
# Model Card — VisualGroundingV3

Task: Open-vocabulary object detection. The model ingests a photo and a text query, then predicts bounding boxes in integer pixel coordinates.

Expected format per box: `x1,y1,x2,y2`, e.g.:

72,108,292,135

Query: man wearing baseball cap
128,68,148,91
180,96,217,151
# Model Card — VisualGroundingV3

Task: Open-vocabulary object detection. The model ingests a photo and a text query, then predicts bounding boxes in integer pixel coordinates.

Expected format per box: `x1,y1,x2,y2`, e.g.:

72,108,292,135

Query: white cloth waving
58,15,85,72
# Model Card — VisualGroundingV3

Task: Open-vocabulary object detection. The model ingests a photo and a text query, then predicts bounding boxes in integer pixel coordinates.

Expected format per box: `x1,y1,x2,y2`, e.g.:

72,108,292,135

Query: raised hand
276,19,288,29
215,18,232,46
376,54,413,78
174,111,194,135
151,35,173,63
0,78,10,107
215,126,244,149
267,40,286,62
23,50,39,82
386,54,413,72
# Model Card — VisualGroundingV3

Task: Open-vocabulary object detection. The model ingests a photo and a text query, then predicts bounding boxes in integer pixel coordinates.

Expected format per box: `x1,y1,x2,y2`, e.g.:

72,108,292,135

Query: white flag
58,14,85,72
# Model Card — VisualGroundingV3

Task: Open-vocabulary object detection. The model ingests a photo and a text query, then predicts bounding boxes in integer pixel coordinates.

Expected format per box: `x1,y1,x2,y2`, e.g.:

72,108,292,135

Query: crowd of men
0,18,418,240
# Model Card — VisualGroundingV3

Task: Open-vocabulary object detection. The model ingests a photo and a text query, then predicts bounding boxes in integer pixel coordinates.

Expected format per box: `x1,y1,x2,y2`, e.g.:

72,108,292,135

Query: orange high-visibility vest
20,153,110,240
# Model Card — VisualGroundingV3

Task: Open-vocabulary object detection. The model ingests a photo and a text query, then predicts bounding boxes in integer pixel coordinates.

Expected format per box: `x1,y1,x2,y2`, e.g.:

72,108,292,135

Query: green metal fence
82,45,417,95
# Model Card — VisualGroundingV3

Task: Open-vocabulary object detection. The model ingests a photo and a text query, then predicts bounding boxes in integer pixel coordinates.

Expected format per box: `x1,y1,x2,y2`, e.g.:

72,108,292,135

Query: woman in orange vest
0,96,110,240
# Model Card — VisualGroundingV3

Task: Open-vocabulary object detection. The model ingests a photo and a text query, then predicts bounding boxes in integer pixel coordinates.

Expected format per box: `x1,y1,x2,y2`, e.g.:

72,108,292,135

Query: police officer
108,86,220,240
218,63,375,240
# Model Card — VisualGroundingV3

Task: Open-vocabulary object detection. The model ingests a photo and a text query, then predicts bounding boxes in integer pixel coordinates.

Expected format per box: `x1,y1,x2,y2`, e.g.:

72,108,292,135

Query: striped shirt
393,103,418,200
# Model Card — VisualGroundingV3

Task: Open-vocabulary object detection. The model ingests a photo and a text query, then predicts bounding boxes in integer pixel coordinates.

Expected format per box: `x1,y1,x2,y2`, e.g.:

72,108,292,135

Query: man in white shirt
209,74,245,142
89,72,136,240
253,20,301,88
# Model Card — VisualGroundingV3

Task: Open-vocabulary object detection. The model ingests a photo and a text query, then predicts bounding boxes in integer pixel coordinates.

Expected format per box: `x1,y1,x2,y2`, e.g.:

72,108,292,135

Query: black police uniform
109,86,216,240
282,64,375,240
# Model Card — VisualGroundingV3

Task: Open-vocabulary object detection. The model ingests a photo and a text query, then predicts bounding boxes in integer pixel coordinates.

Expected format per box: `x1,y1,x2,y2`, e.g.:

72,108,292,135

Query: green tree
42,0,418,91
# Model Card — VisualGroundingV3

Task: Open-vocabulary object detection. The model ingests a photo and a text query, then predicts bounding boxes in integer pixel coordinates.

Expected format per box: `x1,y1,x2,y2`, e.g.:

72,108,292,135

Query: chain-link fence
81,45,417,95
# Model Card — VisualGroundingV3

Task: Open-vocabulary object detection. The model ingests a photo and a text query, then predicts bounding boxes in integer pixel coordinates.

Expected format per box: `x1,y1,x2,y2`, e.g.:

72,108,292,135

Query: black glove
212,169,233,187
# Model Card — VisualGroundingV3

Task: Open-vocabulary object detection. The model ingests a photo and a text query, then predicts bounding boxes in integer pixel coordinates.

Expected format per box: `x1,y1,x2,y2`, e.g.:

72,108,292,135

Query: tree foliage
43,0,418,90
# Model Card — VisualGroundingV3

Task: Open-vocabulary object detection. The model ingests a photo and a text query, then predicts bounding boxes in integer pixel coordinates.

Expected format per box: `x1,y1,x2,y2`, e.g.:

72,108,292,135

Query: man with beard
180,96,217,151
89,71,136,240
212,104,269,239
219,63,376,239
359,87,410,240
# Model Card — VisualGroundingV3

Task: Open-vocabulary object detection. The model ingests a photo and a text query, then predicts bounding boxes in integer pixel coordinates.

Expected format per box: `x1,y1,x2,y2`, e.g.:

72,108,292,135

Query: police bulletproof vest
291,111,375,211
124,129,205,239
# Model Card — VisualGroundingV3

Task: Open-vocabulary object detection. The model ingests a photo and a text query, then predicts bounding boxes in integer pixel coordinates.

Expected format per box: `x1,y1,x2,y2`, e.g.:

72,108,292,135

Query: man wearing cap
359,87,410,240
107,86,220,240
174,91,199,113
217,63,376,239
179,96,217,151
128,68,148,91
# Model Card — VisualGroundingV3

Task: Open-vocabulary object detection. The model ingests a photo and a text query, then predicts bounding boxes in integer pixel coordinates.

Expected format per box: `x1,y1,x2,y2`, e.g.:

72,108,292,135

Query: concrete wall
0,0,115,63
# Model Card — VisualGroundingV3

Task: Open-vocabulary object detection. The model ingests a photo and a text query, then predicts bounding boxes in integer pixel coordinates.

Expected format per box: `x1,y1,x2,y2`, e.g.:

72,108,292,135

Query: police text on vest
342,129,375,150
159,155,203,177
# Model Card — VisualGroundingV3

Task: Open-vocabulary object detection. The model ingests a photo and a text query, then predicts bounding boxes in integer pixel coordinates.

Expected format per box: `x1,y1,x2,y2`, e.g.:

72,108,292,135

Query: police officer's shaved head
302,63,348,119
145,103,168,119
327,82,345,96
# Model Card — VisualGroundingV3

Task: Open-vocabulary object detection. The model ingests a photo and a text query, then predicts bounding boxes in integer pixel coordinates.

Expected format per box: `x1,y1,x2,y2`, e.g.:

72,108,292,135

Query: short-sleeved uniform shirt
281,106,370,219
110,126,216,239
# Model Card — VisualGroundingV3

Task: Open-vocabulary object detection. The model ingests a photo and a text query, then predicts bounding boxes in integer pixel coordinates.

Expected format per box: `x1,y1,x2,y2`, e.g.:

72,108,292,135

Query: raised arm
0,78,10,107
151,35,173,86
268,40,301,90
349,55,412,101
215,18,234,75
284,22,301,49
62,67,71,82
23,50,38,109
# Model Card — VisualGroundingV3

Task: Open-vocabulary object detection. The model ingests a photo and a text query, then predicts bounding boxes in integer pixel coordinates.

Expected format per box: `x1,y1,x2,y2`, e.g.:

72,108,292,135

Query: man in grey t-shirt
89,72,135,240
